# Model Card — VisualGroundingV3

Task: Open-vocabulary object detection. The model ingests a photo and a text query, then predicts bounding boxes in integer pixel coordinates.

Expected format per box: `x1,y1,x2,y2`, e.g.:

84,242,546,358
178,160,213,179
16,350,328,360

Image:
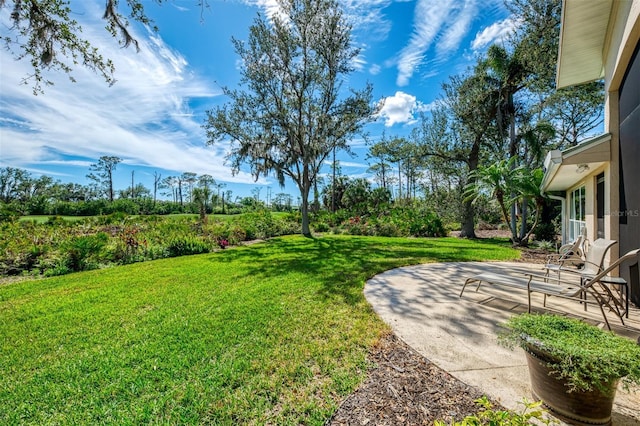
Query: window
596,174,605,239
569,186,586,241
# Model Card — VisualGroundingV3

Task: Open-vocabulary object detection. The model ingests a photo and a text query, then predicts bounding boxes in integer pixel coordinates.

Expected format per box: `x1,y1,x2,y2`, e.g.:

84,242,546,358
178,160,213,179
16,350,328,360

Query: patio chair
544,234,586,269
543,238,617,283
460,248,640,330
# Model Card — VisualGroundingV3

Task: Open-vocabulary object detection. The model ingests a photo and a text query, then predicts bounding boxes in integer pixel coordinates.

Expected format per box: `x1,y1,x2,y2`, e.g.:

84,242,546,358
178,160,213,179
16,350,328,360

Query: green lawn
19,213,234,223
0,235,518,425
19,215,91,223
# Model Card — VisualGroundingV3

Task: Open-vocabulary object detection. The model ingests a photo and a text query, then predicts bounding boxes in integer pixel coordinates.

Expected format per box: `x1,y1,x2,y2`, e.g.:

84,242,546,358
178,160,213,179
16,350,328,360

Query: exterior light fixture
576,164,590,174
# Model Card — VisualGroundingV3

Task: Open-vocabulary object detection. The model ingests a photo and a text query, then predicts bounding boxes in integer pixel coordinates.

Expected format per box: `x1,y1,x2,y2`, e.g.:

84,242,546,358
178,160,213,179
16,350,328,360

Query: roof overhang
556,0,614,88
541,133,611,192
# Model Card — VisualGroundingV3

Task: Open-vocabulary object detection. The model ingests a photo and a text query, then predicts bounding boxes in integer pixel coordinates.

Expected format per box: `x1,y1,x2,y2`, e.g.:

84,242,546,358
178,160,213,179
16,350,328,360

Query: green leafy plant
313,222,330,233
435,396,552,425
532,240,555,251
500,314,640,393
64,232,109,272
165,235,211,257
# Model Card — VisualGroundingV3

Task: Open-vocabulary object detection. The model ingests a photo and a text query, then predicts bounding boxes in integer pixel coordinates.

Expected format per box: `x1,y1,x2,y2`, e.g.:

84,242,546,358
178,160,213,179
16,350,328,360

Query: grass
19,213,230,223
0,235,518,424
19,215,90,223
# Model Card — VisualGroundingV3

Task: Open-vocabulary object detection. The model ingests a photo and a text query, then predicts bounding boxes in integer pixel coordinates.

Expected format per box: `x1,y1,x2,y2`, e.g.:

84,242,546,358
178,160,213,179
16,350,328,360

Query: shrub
408,210,446,237
233,210,278,240
165,236,211,257
273,216,302,236
435,396,550,426
386,206,446,237
314,222,330,233
202,222,230,241
107,225,148,264
373,221,401,237
64,232,109,272
533,240,555,251
94,211,129,225
0,203,20,223
227,225,247,245
500,313,640,393
45,216,70,227
39,252,72,277
533,222,557,242
344,217,371,236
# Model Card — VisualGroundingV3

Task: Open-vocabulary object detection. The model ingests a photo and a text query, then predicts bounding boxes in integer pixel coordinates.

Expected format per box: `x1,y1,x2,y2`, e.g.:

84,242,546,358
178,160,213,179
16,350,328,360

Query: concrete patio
364,261,640,424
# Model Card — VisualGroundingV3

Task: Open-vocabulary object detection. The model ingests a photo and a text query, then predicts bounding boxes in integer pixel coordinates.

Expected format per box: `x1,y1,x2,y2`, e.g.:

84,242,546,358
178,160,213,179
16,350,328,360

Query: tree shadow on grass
207,236,518,306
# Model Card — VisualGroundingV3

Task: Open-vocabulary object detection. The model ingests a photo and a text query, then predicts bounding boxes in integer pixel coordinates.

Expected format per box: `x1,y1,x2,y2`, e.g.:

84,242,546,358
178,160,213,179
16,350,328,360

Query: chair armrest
581,274,627,285
545,253,583,266
558,243,575,255
522,272,580,286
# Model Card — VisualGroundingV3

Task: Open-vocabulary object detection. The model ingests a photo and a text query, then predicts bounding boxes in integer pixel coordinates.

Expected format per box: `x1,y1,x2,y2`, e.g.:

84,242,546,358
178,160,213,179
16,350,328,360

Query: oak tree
204,0,376,236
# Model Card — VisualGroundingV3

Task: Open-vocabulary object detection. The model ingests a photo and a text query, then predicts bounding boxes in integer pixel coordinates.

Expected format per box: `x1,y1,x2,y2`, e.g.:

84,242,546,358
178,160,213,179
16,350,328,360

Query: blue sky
0,0,516,202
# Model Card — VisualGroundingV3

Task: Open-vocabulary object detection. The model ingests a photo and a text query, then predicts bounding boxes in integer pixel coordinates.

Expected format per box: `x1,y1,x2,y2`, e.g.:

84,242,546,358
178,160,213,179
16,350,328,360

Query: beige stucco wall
566,164,607,243
587,0,640,262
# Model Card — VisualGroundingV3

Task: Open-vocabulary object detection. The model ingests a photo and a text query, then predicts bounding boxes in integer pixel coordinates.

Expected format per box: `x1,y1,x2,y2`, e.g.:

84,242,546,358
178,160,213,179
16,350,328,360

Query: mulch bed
329,333,498,425
449,229,551,264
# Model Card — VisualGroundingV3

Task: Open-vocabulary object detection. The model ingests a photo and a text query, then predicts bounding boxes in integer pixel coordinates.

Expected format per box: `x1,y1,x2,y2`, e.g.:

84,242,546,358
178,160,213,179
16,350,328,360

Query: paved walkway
364,261,640,424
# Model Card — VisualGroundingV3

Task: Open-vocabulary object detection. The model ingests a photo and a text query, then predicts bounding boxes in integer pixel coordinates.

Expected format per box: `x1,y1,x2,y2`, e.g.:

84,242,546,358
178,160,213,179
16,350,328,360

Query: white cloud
342,0,394,39
323,159,368,169
244,0,284,22
396,0,456,87
0,3,261,185
471,17,518,51
393,0,514,87
244,0,395,39
376,91,427,127
369,64,381,75
352,52,367,72
437,0,477,56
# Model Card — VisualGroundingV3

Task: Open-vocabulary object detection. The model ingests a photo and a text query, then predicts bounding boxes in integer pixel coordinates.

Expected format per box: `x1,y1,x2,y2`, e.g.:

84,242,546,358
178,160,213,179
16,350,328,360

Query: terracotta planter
525,343,619,426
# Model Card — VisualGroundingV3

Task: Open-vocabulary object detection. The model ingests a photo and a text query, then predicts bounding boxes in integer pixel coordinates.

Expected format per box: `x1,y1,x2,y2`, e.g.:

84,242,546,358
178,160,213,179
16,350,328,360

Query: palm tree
467,159,548,246
514,120,555,240
512,167,546,245
466,158,519,243
192,187,211,224
485,45,528,158
484,45,529,234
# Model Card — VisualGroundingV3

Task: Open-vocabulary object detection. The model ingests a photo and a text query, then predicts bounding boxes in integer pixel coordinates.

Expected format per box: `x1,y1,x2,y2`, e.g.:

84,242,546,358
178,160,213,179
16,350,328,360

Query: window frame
569,185,586,241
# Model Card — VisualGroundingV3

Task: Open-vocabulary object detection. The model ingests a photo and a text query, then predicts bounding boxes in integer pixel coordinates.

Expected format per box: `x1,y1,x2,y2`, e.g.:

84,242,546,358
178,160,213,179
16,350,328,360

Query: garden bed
330,333,495,425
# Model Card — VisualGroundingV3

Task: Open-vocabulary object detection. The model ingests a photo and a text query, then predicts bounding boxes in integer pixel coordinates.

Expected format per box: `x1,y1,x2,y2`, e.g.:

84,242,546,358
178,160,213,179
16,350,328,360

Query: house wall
566,165,608,244
601,0,640,304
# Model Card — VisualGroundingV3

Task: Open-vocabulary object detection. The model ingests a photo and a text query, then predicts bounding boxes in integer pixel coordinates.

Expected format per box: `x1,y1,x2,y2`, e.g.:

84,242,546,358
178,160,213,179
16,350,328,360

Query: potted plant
500,313,640,426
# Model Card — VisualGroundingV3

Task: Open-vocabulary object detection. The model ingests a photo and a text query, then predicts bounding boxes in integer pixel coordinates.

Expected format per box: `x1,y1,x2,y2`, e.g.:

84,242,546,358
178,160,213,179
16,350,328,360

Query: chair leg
595,297,612,330
460,279,474,297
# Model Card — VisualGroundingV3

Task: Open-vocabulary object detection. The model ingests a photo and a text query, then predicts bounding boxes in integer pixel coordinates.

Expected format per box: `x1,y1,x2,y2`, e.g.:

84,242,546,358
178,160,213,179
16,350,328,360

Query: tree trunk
459,138,480,238
459,198,476,238
301,193,311,236
397,165,402,200
108,171,114,202
199,205,207,224
300,168,312,237
522,200,542,244
508,92,519,243
519,198,528,244
381,163,386,189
